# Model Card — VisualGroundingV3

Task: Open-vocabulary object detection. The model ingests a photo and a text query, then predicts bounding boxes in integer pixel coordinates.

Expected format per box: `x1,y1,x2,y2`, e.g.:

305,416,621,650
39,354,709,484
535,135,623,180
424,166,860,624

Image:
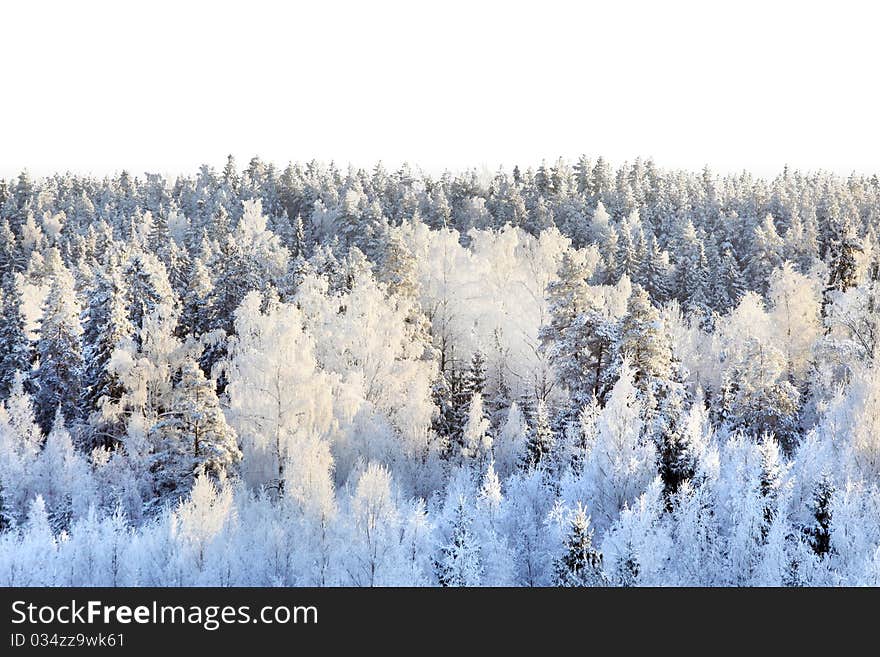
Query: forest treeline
0,155,878,585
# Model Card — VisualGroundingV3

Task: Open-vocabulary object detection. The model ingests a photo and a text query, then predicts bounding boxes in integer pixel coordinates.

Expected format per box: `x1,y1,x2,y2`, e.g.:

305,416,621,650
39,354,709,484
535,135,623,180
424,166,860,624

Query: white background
2,0,878,177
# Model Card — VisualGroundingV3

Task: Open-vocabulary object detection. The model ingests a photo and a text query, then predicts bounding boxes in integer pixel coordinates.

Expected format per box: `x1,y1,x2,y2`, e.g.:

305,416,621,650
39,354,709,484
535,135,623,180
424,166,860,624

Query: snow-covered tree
436,496,483,587
33,264,83,431
149,358,241,498
553,505,606,586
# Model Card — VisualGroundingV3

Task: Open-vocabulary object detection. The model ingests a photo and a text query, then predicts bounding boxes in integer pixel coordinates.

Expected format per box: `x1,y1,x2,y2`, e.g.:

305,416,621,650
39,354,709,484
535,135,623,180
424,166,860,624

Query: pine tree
758,436,783,540
553,505,606,586
674,220,710,311
466,350,487,398
4,371,43,459
615,211,644,281
657,388,697,506
617,285,673,401
584,363,656,531
540,252,619,410
431,368,458,451
0,220,18,275
33,265,83,432
149,358,241,498
292,213,307,259
613,541,641,587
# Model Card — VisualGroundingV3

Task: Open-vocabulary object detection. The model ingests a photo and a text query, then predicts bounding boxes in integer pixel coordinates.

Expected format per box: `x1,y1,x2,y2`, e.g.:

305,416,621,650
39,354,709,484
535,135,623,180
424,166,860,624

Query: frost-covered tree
225,292,333,493
461,392,491,465
0,274,31,399
522,399,555,470
582,363,656,532
494,402,528,479
149,358,241,498
553,505,606,586
80,262,134,446
726,339,800,453
768,262,821,385
745,215,784,295
804,475,833,559
123,251,177,348
436,496,483,587
540,252,620,410
617,284,673,401
33,264,83,431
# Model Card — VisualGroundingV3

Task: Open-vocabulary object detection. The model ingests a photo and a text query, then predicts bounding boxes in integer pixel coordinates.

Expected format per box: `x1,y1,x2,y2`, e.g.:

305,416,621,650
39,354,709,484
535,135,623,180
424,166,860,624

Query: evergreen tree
436,497,483,586
80,262,134,446
177,256,214,338
744,215,784,296
522,400,554,470
0,220,18,275
149,358,241,498
33,266,83,432
712,248,746,310
617,285,673,401
656,390,697,505
804,475,833,558
553,505,606,586
461,392,491,465
540,252,619,410
638,234,672,303
823,217,862,316
674,220,710,311
124,250,176,347
0,274,31,399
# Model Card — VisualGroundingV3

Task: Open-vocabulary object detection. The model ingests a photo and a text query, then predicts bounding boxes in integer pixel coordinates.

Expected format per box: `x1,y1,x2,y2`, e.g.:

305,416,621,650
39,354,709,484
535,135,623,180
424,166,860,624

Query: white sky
2,0,879,179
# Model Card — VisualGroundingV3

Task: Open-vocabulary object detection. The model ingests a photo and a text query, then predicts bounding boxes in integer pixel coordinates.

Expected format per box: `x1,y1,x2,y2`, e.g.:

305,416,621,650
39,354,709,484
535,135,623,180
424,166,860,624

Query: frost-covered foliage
1,156,880,585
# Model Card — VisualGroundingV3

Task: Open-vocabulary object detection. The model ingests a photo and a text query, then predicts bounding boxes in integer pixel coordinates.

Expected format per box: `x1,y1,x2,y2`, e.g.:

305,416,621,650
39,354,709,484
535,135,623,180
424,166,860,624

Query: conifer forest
1,156,879,586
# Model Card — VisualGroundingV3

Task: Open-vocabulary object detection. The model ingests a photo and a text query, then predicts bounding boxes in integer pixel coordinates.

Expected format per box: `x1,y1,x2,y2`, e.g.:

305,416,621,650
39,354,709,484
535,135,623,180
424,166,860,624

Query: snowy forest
0,155,879,586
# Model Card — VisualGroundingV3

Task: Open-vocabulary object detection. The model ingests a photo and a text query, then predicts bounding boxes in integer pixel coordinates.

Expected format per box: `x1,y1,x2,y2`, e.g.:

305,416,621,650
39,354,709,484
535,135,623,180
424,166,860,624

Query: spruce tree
0,274,31,399
33,266,83,432
124,250,176,348
553,505,606,586
656,384,696,506
522,400,554,470
436,497,483,587
617,285,673,400
805,475,833,558
177,256,214,338
744,215,784,296
79,262,134,447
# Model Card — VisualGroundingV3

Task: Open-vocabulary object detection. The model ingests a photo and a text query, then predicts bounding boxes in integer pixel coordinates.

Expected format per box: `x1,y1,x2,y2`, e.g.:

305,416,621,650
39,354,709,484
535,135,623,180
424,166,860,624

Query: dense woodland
0,155,879,585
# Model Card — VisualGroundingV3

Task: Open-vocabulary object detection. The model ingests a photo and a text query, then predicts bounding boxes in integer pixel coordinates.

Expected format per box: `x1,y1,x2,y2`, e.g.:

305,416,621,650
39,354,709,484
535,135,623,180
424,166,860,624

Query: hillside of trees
1,155,879,585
